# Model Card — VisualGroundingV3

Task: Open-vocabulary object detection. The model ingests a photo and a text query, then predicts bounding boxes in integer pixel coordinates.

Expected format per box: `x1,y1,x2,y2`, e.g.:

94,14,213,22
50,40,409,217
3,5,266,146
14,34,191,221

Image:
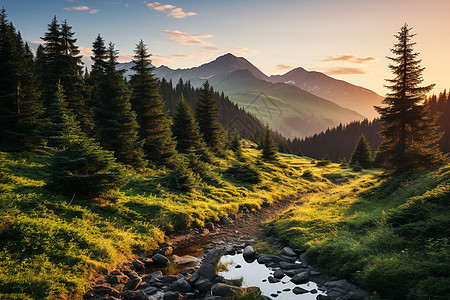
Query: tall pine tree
195,81,224,154
375,24,442,174
261,124,278,161
47,82,127,198
350,133,373,168
129,40,176,164
0,9,44,151
93,42,145,169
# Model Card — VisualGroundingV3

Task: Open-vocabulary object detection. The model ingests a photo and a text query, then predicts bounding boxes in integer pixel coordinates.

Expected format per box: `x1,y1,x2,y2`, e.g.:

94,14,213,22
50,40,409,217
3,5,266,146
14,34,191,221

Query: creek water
218,253,327,299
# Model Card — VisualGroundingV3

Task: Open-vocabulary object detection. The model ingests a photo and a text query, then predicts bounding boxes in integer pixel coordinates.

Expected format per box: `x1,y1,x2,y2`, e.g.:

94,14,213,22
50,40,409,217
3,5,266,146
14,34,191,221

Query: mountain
269,67,383,119
118,53,369,138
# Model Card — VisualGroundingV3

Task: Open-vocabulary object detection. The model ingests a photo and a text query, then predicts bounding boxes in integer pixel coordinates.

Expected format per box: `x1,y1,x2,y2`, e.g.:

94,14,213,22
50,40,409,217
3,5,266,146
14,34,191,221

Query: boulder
159,247,173,256
284,268,309,277
160,275,178,284
204,222,215,231
197,248,224,279
163,291,183,300
152,253,169,266
127,271,140,279
292,287,309,294
107,275,129,284
124,278,142,291
279,261,301,270
290,272,309,284
141,257,153,267
257,254,285,264
142,286,158,295
228,214,236,220
194,278,213,292
273,269,285,279
268,276,278,283
211,283,244,297
132,259,145,271
86,286,120,298
173,255,199,265
180,267,195,276
121,290,148,300
242,245,256,261
169,278,191,293
221,216,232,225
149,271,163,279
281,247,297,257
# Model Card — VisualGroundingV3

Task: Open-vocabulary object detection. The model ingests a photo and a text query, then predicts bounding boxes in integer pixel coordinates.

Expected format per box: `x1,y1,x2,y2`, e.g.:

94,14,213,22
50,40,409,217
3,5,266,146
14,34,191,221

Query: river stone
310,289,318,294
107,275,129,284
161,275,178,284
221,216,232,225
180,267,195,276
273,269,285,279
257,254,287,264
268,276,278,283
159,247,173,256
194,278,214,292
204,222,215,231
279,255,297,262
173,255,199,265
121,290,148,300
316,295,330,300
197,248,224,279
281,247,297,257
150,271,163,279
211,283,244,297
292,287,309,294
143,286,158,295
152,253,169,266
279,261,301,270
86,286,120,298
299,253,309,266
127,271,140,279
229,213,236,220
290,272,309,284
169,278,191,293
124,278,142,290
284,268,309,277
163,291,183,300
132,259,145,271
243,245,256,260
141,257,153,267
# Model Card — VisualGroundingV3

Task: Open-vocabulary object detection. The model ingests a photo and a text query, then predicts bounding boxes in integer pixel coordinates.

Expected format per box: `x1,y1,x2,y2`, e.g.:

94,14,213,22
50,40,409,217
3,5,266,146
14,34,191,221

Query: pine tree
93,42,145,169
350,134,373,168
195,81,224,154
47,82,127,198
375,24,442,174
90,34,108,78
230,127,244,161
261,124,278,161
0,9,44,151
38,16,93,132
129,40,176,164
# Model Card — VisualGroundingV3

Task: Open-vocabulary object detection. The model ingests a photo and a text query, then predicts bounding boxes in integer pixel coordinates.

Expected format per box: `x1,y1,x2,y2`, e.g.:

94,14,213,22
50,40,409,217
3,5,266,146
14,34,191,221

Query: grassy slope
0,146,356,299
271,163,450,300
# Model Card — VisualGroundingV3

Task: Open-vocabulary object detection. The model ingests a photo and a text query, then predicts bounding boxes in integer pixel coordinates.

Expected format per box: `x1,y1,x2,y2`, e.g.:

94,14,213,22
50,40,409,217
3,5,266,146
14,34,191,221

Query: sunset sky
3,0,450,96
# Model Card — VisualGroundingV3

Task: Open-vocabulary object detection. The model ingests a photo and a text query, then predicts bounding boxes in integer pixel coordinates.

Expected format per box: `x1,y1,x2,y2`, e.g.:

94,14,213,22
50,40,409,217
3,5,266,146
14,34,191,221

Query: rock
268,276,278,283
273,269,285,279
160,242,172,248
221,216,232,225
292,287,309,295
132,259,145,271
279,255,297,262
161,275,178,284
279,261,301,270
127,271,140,279
194,278,213,292
257,254,284,264
124,278,142,291
348,288,371,299
107,275,129,284
180,267,195,276
159,247,173,256
281,247,297,257
141,257,153,267
211,283,244,297
169,278,191,293
235,264,241,268
310,270,321,276
86,286,120,298
282,288,291,292
310,289,318,294
293,249,305,255
290,272,309,284
284,268,308,277
204,222,215,231
299,253,309,266
150,271,163,279
163,291,183,300
197,248,224,279
242,245,256,261
109,270,124,276
316,295,330,300
173,255,199,265
121,290,148,300
143,286,158,295
152,253,169,266
228,213,236,220
270,293,278,298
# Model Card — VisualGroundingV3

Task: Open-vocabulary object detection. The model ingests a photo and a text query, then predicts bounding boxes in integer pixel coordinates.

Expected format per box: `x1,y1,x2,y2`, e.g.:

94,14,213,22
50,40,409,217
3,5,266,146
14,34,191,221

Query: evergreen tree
230,127,244,161
47,83,127,198
261,124,278,161
0,9,44,151
90,34,108,78
172,94,204,153
129,40,176,164
93,42,145,168
38,16,93,132
375,24,442,174
195,81,225,154
350,134,373,168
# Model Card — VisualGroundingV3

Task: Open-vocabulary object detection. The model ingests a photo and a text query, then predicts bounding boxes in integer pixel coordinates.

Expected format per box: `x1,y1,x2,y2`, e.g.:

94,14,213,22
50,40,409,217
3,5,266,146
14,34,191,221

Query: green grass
0,148,347,299
271,163,450,300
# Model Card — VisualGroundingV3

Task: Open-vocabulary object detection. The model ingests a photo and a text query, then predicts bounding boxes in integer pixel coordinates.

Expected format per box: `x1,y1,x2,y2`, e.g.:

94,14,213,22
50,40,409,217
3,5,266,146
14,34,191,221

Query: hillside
269,67,384,119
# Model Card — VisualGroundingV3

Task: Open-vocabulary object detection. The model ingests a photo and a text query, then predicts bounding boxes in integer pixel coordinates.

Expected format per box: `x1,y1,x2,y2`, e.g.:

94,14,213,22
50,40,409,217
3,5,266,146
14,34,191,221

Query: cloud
146,2,196,18
64,6,99,14
89,9,100,14
151,53,193,66
160,30,212,46
321,55,376,64
276,64,293,70
324,67,367,75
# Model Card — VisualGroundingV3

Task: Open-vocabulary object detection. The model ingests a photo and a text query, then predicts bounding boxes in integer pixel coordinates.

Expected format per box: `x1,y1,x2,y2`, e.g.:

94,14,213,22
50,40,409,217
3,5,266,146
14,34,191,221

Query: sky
2,0,450,96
